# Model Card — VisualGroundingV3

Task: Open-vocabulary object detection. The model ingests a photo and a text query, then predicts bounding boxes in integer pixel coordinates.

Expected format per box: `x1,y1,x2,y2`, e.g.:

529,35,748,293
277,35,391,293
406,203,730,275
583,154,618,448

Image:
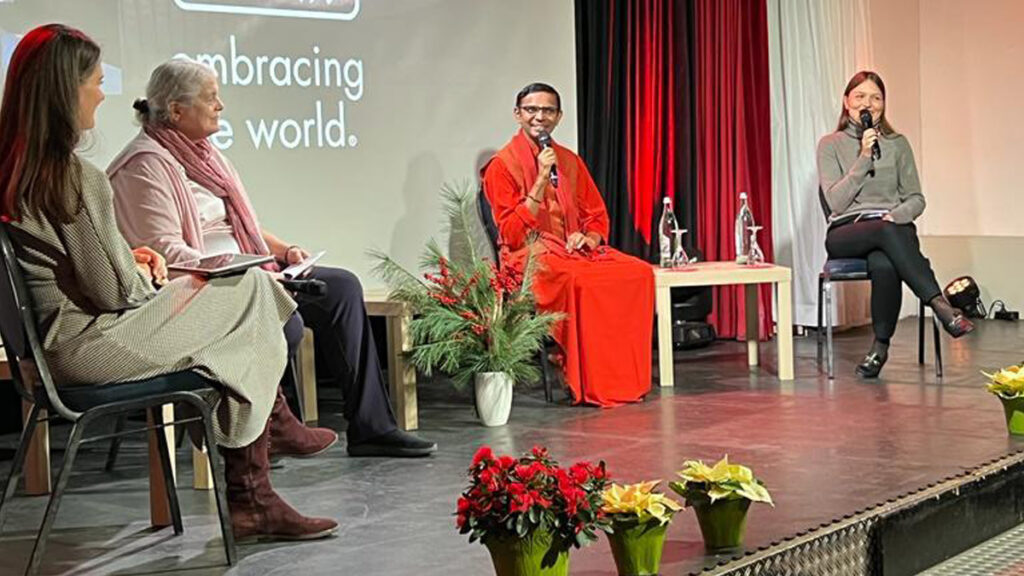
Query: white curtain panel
768,0,876,329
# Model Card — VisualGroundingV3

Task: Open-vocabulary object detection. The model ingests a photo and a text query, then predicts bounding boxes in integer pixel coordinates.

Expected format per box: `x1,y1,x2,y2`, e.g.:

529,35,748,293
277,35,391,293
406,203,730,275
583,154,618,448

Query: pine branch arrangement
369,181,559,389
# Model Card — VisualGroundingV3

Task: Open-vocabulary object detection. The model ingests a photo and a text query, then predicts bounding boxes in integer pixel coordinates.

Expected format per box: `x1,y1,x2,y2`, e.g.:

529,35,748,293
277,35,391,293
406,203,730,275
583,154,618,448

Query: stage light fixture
944,276,984,318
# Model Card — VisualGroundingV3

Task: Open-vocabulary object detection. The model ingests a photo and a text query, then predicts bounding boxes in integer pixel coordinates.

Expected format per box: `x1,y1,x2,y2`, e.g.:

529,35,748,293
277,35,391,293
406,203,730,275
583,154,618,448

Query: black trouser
825,220,942,342
282,266,397,443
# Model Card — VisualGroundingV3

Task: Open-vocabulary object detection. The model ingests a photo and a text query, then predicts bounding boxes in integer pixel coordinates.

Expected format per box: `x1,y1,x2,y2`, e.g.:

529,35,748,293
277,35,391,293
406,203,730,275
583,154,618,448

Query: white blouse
188,178,242,256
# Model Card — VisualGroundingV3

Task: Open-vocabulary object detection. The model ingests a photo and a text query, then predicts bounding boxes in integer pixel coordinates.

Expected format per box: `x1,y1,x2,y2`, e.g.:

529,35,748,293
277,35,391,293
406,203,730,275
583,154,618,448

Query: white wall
918,0,1024,238
867,0,1024,313
868,0,921,162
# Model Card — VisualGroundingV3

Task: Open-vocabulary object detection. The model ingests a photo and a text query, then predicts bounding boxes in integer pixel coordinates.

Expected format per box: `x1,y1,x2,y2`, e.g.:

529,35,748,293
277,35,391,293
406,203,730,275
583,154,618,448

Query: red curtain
576,0,696,263
695,0,773,340
624,0,676,245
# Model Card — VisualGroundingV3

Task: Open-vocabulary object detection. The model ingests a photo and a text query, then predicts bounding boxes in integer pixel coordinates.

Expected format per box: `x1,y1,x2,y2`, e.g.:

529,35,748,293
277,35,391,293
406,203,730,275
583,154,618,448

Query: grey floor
1,317,1022,575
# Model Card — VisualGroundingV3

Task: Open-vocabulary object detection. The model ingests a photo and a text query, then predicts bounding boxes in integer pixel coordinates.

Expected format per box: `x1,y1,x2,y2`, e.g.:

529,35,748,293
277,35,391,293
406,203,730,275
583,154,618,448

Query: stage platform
0,316,1022,575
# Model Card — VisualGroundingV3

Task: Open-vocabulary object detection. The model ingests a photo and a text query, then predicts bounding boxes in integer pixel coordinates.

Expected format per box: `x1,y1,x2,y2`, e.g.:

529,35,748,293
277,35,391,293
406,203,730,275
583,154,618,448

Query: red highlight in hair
0,24,84,218
0,26,63,220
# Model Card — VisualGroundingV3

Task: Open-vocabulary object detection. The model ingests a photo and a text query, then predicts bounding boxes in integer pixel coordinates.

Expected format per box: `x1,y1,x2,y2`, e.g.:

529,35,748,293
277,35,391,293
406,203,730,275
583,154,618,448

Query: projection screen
0,0,578,285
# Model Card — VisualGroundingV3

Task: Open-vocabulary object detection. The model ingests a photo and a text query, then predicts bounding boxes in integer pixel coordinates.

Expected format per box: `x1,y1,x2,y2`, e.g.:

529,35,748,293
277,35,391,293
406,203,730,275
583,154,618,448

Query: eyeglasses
519,105,560,117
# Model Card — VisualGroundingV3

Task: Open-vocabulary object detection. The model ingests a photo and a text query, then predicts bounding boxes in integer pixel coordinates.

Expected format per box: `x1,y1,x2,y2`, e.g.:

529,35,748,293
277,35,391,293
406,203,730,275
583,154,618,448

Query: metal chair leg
0,402,41,531
933,314,944,379
26,420,86,576
918,299,926,365
816,275,824,368
193,400,236,566
150,407,184,535
825,280,835,380
104,414,128,472
286,355,306,423
539,348,552,403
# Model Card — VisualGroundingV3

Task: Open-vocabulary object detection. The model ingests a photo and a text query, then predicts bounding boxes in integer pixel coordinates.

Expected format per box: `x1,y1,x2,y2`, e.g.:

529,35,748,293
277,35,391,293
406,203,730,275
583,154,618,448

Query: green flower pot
606,517,670,576
1000,395,1024,435
484,530,569,576
692,498,751,552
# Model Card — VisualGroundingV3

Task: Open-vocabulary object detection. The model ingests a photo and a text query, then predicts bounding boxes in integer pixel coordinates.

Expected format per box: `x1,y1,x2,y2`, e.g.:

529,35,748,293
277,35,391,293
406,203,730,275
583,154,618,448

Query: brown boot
269,387,338,458
220,426,338,543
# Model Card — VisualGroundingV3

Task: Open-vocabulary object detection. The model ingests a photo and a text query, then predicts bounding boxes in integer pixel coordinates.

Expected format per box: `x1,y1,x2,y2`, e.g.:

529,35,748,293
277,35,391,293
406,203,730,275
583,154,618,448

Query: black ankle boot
856,340,889,379
930,296,976,338
856,353,887,378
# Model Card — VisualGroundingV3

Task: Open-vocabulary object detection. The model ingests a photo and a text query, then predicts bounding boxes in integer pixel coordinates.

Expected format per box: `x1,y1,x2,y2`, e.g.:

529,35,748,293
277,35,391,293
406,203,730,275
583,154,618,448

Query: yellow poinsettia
983,364,1024,398
601,481,682,525
670,455,773,506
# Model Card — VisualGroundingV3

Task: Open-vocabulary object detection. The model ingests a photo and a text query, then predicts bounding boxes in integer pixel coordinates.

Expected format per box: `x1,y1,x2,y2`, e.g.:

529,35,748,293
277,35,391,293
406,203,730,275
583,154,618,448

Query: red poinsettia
456,445,611,549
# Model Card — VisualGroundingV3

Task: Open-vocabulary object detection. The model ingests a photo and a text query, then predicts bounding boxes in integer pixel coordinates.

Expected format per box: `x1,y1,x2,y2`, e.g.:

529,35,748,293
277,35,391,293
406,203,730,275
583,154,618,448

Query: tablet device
168,253,274,278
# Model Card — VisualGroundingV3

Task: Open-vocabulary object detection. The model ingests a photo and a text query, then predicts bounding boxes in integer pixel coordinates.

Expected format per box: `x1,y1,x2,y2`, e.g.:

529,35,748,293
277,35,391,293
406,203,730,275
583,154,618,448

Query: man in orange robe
482,83,654,407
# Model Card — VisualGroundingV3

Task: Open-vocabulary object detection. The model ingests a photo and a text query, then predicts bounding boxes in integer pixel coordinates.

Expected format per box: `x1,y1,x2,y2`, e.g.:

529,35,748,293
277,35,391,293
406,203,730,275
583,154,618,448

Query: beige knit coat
9,157,295,448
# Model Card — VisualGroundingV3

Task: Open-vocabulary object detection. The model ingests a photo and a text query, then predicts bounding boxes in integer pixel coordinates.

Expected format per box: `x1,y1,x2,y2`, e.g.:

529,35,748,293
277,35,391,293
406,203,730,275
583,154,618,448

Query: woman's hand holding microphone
858,109,893,222
860,126,878,159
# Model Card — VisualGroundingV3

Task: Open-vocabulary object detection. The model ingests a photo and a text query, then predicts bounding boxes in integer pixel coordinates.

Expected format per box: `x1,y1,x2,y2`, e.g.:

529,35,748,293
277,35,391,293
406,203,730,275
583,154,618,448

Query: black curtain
575,0,697,263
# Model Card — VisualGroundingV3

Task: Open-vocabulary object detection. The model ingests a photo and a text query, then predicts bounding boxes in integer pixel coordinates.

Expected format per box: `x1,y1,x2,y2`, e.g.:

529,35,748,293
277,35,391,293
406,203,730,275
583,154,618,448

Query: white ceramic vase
474,372,513,427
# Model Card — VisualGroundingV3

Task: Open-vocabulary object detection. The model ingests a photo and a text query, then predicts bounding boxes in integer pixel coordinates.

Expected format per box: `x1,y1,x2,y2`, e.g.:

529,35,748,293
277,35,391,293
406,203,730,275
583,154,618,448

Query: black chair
0,224,236,575
477,188,557,402
815,189,942,380
104,354,304,472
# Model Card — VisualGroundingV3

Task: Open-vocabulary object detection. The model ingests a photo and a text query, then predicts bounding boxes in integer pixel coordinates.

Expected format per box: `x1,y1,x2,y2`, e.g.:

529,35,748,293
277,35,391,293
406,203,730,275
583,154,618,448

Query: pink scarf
144,125,278,271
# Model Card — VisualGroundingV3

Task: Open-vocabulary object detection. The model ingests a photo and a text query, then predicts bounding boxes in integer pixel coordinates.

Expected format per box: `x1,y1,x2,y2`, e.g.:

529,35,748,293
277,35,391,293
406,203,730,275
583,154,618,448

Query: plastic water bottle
658,196,678,268
735,192,755,264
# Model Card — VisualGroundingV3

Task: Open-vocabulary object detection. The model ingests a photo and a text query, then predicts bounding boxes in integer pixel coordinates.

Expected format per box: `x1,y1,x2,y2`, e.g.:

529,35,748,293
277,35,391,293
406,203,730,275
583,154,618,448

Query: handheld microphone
536,131,559,188
280,278,328,298
859,109,881,161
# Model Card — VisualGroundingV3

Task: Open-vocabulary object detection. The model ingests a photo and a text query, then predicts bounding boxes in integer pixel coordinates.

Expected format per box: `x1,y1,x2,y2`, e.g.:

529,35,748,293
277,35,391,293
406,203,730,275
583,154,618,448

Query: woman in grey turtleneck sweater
817,71,974,379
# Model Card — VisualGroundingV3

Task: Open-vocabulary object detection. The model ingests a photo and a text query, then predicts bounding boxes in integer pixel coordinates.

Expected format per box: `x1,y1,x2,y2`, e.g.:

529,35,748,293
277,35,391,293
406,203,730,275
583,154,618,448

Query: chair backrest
817,186,832,222
477,184,500,256
0,224,78,419
815,185,870,277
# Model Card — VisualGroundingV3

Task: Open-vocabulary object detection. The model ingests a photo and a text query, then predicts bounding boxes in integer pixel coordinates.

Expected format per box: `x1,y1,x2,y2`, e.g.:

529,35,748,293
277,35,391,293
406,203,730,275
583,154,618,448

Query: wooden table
1,347,52,496
654,262,794,387
363,288,418,431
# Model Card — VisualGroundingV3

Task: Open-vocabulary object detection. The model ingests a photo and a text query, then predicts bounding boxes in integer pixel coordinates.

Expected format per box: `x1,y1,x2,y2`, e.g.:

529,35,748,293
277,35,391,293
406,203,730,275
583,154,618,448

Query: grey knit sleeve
888,137,926,224
817,133,874,216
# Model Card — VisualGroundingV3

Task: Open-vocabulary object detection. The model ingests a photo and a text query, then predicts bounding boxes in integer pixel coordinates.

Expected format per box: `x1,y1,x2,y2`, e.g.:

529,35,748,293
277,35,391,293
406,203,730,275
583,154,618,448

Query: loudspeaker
666,265,714,349
673,321,716,350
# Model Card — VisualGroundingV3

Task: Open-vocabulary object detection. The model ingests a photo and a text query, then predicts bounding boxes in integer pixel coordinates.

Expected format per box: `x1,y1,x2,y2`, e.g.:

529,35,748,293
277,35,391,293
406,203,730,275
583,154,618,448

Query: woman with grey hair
107,59,436,461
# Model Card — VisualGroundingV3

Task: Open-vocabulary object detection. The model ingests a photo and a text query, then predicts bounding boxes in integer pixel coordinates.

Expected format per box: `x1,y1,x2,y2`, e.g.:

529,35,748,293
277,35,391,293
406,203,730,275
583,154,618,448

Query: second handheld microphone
280,278,328,297
859,109,882,161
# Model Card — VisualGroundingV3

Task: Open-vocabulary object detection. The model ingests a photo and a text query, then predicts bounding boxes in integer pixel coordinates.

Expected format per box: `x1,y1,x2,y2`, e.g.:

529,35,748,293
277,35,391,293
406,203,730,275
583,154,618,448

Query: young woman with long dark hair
817,70,974,379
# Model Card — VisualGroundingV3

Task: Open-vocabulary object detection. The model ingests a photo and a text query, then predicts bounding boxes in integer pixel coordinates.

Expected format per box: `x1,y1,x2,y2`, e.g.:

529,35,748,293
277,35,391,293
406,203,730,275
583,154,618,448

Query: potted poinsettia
370,182,559,426
669,455,773,552
601,481,681,576
982,363,1024,435
456,445,610,576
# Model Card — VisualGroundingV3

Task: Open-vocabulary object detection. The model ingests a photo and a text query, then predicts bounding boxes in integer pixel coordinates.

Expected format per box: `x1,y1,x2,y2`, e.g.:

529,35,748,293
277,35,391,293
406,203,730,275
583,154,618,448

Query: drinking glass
747,225,765,265
671,228,690,268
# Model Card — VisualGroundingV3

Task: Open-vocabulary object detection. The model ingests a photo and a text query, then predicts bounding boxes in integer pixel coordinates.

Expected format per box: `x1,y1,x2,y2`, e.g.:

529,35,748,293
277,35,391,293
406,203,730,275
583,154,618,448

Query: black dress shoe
346,430,437,458
855,352,887,379
942,313,975,339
